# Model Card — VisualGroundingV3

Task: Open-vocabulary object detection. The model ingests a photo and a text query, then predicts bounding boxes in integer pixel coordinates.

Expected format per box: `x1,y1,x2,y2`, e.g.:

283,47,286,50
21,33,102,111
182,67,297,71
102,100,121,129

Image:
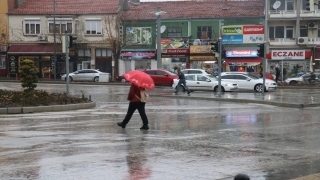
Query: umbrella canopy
123,70,155,90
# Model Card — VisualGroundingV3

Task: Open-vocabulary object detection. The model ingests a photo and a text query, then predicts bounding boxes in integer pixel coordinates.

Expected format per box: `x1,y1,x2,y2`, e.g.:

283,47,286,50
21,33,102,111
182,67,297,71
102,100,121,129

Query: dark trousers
122,102,149,125
175,79,191,93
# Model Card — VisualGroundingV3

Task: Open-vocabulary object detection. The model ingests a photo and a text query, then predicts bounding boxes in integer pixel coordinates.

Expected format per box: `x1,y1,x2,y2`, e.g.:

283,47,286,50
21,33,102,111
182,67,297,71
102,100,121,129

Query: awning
225,58,262,63
8,44,61,54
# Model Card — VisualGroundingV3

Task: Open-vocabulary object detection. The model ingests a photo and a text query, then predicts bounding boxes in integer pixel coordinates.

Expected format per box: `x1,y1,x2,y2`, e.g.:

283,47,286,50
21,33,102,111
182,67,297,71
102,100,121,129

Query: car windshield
246,73,259,79
206,75,218,81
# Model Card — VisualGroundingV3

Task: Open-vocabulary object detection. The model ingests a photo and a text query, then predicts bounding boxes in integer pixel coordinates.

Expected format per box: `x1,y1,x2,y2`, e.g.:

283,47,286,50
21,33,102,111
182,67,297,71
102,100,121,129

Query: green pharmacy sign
222,26,243,35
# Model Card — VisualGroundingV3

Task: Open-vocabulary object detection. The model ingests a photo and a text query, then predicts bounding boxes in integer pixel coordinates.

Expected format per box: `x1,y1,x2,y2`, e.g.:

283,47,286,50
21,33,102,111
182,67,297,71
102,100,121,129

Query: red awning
225,58,262,63
8,44,60,54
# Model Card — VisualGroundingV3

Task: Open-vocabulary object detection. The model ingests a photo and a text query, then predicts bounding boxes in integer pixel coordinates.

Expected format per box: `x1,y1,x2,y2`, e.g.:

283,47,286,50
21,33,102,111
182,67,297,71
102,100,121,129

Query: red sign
120,51,155,60
243,25,264,34
0,46,7,52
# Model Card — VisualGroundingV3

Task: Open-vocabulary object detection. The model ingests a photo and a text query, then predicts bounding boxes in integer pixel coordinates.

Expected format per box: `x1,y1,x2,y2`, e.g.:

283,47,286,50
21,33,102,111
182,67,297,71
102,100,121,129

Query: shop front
7,44,66,79
0,45,7,77
119,51,156,74
159,38,189,71
266,49,312,77
189,45,216,74
225,49,261,72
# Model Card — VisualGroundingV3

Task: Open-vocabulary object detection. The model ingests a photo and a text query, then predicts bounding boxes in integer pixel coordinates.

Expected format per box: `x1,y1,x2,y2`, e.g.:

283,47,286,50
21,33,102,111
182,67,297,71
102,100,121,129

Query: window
269,26,284,38
186,75,195,81
96,49,107,57
78,49,91,57
300,26,308,37
286,26,294,38
168,27,182,37
48,18,72,34
197,75,207,81
236,75,247,80
85,18,102,34
24,19,40,35
197,26,212,39
318,27,320,37
126,27,152,44
270,0,294,10
0,56,5,69
156,71,165,76
286,0,294,10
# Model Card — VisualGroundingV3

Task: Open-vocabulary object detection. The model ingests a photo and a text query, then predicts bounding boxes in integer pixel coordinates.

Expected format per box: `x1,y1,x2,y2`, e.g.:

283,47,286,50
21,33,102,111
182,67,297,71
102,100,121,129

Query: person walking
275,65,280,83
174,69,191,95
117,83,149,130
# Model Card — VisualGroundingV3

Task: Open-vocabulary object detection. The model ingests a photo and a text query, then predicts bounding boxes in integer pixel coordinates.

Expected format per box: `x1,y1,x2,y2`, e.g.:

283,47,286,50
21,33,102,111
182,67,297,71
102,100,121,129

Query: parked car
181,69,210,75
61,69,106,82
142,69,178,86
250,72,274,80
116,75,127,83
220,72,277,92
172,74,238,92
285,72,320,85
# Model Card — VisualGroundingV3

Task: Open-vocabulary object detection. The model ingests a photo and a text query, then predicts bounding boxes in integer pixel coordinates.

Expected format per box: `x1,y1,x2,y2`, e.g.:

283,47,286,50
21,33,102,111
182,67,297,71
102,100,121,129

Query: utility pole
53,0,57,80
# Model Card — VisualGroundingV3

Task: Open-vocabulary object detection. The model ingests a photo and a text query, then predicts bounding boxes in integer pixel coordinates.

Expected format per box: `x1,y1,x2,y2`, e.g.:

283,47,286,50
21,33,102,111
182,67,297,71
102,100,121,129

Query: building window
167,27,182,37
300,26,308,37
269,26,284,38
78,49,91,58
286,0,294,10
270,0,294,10
85,18,102,34
24,19,40,35
126,27,152,44
96,49,107,57
286,26,294,38
0,56,5,69
318,27,320,37
48,18,72,34
197,26,212,39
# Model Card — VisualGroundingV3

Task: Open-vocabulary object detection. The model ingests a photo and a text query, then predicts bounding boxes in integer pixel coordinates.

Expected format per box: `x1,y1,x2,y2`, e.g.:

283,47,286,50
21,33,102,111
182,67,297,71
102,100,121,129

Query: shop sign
243,25,264,34
222,35,243,44
158,38,189,49
271,50,305,60
190,56,216,61
190,45,214,54
222,26,243,35
226,50,258,57
162,54,187,58
161,48,189,54
1,45,7,52
121,51,155,60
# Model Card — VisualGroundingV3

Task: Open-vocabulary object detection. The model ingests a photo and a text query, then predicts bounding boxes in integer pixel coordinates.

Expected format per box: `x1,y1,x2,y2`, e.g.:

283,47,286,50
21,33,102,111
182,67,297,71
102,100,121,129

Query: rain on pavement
1,82,320,180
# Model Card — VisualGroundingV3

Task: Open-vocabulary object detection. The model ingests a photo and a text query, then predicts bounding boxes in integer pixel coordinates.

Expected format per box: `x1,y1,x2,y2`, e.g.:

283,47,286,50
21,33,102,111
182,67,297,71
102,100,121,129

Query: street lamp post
156,7,162,69
53,0,57,80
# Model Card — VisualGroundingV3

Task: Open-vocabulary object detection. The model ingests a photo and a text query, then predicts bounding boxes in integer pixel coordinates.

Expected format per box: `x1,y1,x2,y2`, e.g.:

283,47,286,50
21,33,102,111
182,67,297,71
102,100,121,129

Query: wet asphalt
1,82,320,180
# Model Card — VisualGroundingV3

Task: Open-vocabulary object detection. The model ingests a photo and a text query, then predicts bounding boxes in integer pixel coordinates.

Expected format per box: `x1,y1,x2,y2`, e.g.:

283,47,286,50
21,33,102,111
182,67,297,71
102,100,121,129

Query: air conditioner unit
308,22,318,29
37,35,46,41
298,37,308,45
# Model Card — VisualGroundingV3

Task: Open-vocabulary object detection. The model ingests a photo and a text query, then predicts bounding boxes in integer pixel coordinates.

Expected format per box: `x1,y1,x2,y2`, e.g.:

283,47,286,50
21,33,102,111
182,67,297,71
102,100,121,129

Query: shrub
19,59,38,92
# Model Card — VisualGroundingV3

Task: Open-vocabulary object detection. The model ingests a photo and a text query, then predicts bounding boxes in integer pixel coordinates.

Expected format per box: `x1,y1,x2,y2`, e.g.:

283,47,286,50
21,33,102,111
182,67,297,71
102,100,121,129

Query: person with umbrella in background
117,70,155,130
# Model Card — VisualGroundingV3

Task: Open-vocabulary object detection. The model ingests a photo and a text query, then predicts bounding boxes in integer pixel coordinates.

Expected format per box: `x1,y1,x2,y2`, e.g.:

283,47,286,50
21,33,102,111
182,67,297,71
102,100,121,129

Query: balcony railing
269,38,320,45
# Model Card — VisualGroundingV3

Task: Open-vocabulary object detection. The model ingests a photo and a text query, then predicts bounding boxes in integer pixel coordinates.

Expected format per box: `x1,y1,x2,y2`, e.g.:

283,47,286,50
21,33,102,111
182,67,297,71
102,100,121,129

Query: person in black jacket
174,69,191,95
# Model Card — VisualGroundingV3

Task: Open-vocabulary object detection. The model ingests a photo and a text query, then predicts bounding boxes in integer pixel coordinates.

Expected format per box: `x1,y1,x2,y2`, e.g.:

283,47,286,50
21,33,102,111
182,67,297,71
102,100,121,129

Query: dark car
116,75,127,83
142,69,178,86
250,72,274,80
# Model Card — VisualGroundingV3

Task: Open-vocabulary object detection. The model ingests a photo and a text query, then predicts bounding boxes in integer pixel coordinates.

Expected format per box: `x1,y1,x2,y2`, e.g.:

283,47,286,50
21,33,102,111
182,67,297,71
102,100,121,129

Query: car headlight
266,82,274,85
225,83,233,87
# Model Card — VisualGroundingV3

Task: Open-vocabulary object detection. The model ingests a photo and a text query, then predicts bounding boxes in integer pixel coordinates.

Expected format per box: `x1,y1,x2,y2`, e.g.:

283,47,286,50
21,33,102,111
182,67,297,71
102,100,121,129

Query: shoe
140,124,149,130
187,91,191,95
117,122,126,128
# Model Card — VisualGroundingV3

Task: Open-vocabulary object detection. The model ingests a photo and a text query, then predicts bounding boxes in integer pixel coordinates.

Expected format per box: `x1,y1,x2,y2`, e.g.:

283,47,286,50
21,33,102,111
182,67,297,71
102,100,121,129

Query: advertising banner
222,35,243,44
226,50,259,57
190,45,214,54
121,51,155,60
222,25,264,44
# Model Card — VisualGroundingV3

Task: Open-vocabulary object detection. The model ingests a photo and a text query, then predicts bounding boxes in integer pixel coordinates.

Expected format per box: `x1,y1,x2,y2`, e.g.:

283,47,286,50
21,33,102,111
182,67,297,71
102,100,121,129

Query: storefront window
135,60,151,70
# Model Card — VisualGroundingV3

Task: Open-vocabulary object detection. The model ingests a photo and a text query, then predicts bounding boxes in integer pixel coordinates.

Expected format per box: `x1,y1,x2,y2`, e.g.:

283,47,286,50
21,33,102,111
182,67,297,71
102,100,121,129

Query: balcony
269,10,297,18
300,10,320,18
269,38,320,46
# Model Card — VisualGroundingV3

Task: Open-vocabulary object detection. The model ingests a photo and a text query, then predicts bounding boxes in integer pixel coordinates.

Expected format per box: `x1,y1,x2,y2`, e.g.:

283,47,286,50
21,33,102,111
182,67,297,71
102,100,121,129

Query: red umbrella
123,70,155,90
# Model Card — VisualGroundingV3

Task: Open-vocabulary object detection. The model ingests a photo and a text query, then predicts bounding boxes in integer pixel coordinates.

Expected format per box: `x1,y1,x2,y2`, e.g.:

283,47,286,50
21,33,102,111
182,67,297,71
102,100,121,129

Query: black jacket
178,71,185,79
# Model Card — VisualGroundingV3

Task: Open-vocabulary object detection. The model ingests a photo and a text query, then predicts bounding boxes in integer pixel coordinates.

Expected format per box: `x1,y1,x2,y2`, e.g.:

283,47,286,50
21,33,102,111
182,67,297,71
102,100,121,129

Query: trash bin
99,73,109,82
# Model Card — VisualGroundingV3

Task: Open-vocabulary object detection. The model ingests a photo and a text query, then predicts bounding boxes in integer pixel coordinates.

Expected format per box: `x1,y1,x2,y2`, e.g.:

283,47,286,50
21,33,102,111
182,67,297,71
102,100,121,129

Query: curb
152,94,313,108
0,101,96,114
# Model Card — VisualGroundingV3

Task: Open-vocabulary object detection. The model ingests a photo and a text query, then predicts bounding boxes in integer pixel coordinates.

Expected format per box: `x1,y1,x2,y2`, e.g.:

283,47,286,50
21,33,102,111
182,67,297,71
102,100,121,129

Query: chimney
123,0,129,11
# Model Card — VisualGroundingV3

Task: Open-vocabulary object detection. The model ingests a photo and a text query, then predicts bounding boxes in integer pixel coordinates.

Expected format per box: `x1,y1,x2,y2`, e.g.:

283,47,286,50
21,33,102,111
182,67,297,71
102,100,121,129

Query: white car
61,69,106,82
285,73,320,85
181,69,210,75
172,74,239,92
220,72,277,92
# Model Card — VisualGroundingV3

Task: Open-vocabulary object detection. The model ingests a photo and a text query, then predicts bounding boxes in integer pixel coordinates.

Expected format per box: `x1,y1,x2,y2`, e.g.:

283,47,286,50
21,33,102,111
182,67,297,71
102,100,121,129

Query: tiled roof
123,0,264,20
9,0,119,15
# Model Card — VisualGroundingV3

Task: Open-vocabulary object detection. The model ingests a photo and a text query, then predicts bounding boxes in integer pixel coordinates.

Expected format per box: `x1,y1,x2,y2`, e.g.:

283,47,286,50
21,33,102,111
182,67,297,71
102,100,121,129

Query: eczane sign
271,50,305,60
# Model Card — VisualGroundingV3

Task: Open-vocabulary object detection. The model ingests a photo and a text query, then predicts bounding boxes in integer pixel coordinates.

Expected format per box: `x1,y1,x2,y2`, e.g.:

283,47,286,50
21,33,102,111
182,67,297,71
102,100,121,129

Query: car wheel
254,84,263,92
121,78,126,83
65,77,73,82
289,81,297,85
213,86,225,92
94,77,99,82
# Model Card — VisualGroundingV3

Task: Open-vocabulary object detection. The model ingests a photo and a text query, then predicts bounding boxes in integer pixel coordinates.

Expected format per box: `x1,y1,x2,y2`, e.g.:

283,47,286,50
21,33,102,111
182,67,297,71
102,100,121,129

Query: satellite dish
273,1,281,10
160,25,166,33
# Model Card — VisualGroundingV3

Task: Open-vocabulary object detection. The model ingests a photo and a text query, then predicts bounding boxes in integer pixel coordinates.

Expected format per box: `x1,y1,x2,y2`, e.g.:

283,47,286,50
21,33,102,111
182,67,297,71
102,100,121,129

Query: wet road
1,82,320,180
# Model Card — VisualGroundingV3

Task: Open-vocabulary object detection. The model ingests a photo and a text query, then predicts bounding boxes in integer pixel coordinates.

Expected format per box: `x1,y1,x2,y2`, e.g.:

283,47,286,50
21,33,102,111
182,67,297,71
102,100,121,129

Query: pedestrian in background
275,64,280,83
283,68,287,80
174,69,191,95
117,83,149,130
234,173,250,180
